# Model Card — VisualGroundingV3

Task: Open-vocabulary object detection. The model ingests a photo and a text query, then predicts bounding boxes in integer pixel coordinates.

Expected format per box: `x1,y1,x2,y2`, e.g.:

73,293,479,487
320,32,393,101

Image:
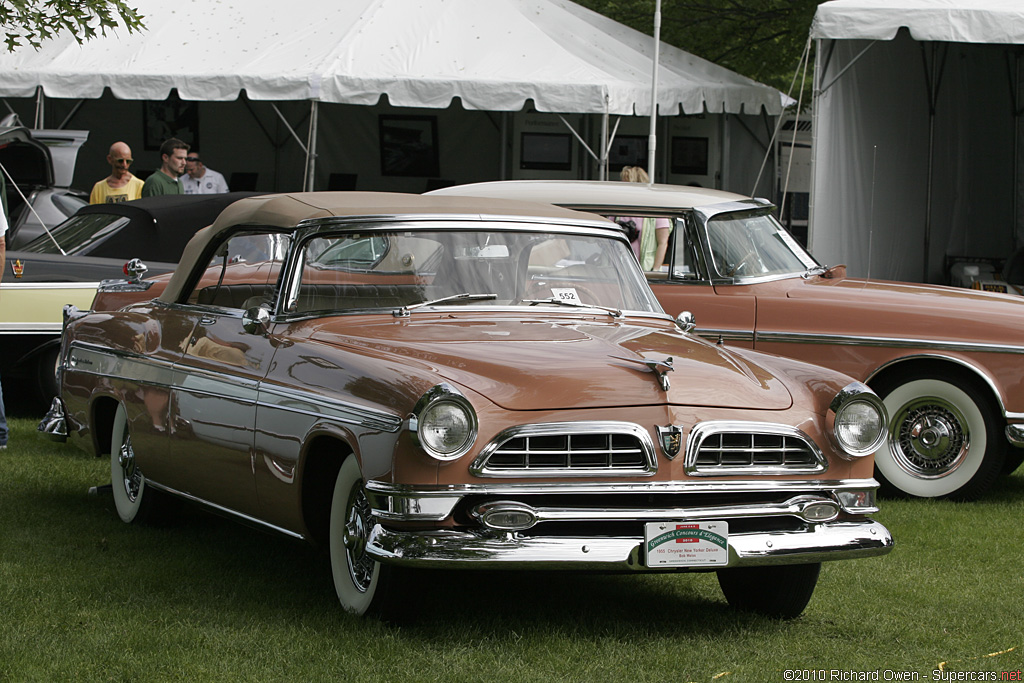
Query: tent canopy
808,0,1024,284
0,0,786,116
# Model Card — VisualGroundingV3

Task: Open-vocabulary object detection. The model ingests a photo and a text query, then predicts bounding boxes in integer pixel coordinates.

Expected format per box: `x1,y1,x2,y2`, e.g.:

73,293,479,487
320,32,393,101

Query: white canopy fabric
808,0,1024,283
811,0,1024,43
0,0,786,117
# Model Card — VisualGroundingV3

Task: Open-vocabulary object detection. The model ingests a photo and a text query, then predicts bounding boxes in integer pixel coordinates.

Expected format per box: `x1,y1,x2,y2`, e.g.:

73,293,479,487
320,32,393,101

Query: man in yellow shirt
89,141,144,204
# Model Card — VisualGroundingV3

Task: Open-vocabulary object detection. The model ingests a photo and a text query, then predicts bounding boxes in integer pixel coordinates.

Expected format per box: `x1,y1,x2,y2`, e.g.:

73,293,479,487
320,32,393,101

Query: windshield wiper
393,292,497,317
524,297,622,318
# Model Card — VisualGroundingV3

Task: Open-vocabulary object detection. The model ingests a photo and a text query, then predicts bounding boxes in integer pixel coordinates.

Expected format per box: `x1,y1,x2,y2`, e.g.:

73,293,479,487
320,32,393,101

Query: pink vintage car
40,192,892,618
430,180,1024,501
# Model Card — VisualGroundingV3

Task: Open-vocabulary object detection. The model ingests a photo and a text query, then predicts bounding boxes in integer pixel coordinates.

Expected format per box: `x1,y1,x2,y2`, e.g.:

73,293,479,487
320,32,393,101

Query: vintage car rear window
20,213,130,255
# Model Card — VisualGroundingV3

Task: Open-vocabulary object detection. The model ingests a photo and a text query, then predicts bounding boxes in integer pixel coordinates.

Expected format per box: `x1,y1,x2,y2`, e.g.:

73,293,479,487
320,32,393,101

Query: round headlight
829,383,888,459
412,384,478,461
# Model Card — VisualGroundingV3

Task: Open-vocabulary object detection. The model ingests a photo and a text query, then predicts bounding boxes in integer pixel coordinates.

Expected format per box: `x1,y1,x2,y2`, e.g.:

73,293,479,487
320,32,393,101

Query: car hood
778,275,1024,340
309,316,793,411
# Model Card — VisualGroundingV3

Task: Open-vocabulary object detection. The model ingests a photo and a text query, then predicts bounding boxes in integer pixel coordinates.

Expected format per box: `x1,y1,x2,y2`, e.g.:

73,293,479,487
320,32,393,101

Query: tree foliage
1,0,144,52
577,0,818,100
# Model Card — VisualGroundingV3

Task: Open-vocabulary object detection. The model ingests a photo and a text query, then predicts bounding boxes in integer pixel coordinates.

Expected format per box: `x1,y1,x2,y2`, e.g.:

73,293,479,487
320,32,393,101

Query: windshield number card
645,521,729,567
550,287,582,303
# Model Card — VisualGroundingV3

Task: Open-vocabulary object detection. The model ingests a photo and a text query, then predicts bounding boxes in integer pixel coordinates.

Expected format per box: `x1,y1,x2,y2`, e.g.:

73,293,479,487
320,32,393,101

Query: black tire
873,372,1004,501
32,345,60,408
1002,450,1024,476
717,563,821,619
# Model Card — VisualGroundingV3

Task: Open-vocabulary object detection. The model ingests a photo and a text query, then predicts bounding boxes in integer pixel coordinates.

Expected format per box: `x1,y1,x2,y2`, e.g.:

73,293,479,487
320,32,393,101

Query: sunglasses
186,157,200,162
113,158,133,165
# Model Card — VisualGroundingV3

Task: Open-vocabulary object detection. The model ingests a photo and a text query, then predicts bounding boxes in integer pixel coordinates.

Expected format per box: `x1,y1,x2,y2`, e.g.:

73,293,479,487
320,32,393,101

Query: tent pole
646,0,662,185
34,86,44,128
600,100,609,180
305,101,319,192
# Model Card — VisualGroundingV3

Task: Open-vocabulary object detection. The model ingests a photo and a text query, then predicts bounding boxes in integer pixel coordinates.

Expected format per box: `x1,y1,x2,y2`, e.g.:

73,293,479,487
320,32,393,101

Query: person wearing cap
181,151,229,194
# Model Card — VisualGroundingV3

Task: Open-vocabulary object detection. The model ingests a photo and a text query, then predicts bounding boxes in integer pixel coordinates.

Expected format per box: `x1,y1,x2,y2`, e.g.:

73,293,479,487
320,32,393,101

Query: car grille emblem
656,425,683,459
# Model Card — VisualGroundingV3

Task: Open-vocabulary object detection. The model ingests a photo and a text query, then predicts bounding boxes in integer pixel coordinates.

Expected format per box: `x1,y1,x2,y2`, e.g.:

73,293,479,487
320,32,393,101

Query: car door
160,230,290,517
646,214,756,347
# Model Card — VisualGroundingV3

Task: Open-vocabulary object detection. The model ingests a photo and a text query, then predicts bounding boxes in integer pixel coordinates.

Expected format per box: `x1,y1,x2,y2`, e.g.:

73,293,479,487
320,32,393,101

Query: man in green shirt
142,137,189,197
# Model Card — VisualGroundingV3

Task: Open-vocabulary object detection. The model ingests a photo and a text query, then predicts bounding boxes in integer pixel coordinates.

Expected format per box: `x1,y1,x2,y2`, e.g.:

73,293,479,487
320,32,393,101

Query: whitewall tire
329,455,389,616
875,376,1003,500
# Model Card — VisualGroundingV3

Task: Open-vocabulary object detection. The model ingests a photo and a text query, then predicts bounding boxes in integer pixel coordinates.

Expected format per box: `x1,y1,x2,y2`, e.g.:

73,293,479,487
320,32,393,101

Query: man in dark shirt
142,137,189,197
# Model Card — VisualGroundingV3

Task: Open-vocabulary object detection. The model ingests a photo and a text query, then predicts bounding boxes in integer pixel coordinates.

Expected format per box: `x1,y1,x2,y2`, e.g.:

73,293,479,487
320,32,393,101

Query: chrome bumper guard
38,397,68,443
1006,424,1024,448
367,519,893,570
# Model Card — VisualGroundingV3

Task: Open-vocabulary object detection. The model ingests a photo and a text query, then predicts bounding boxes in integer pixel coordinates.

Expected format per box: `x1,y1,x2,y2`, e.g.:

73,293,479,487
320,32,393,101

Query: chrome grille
472,422,657,477
685,422,827,475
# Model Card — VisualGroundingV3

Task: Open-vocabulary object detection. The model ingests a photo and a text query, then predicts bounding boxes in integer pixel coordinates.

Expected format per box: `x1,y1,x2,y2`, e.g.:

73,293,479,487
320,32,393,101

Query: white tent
809,0,1024,283
0,0,788,192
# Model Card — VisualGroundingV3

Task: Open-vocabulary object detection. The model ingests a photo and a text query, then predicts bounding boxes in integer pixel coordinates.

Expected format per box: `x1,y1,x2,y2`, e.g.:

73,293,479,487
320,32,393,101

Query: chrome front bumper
367,519,893,570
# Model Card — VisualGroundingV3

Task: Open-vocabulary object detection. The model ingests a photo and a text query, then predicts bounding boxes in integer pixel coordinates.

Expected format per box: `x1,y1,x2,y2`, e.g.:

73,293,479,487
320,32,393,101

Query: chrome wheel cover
118,432,143,503
890,397,969,479
343,482,374,593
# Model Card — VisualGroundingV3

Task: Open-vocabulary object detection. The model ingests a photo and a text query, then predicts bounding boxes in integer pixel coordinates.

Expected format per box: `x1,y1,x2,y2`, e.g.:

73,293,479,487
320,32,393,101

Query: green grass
2,415,1022,681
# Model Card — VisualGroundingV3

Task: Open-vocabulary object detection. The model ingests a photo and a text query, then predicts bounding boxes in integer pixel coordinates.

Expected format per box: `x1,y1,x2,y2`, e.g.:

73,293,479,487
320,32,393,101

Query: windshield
285,226,663,315
706,209,817,279
19,213,129,255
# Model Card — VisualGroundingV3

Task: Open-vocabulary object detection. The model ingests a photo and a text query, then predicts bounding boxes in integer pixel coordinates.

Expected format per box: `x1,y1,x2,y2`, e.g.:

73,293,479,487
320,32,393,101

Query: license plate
644,521,729,567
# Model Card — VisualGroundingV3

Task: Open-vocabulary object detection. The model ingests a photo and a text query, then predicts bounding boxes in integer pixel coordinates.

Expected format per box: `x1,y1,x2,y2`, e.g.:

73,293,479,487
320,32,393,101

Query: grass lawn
1,415,1022,681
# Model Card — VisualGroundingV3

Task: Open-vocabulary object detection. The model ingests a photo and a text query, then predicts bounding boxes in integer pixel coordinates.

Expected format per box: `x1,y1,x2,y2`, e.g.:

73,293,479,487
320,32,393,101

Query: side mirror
675,310,696,333
242,305,271,336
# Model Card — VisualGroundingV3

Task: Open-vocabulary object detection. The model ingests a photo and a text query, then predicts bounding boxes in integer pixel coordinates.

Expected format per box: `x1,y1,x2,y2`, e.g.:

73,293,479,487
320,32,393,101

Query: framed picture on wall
671,136,709,175
379,115,440,177
143,96,199,151
607,135,648,172
520,132,572,171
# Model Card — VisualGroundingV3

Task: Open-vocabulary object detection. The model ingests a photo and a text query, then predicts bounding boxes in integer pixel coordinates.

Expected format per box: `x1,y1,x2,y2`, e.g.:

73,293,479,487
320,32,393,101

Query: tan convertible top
159,191,610,304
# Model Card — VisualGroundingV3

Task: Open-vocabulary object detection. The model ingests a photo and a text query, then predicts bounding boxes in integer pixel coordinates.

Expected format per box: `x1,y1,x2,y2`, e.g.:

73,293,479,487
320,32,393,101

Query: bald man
90,141,145,204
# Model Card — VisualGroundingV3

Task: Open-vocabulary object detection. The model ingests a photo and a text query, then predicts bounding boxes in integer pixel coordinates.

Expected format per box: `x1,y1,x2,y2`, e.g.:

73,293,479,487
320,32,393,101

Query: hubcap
891,397,969,478
344,482,375,593
118,432,143,502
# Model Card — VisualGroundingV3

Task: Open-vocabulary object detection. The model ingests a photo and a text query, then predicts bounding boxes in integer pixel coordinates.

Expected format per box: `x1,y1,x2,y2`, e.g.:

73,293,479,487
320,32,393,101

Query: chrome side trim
367,519,894,570
684,421,827,476
257,383,402,433
756,329,1024,356
471,421,658,478
695,328,754,343
146,480,304,540
365,478,880,521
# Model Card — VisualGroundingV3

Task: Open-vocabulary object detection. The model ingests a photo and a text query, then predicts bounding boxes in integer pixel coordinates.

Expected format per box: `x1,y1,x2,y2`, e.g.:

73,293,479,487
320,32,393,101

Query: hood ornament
611,355,674,391
12,259,24,278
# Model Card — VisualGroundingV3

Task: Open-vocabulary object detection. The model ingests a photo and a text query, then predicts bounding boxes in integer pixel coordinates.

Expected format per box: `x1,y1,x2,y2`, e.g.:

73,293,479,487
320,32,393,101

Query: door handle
200,317,217,325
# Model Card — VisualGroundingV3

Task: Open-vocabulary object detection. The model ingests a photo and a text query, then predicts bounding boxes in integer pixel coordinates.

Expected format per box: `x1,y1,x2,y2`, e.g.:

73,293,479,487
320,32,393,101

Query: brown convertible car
41,192,892,617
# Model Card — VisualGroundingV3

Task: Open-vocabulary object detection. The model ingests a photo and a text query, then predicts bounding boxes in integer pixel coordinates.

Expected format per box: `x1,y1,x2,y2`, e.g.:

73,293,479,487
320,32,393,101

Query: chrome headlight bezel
827,382,888,459
409,383,478,461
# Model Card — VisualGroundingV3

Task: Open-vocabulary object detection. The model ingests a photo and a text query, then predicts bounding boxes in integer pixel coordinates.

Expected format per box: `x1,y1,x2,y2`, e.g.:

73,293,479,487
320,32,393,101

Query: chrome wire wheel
118,431,143,503
890,396,969,479
343,482,375,593
875,375,1003,500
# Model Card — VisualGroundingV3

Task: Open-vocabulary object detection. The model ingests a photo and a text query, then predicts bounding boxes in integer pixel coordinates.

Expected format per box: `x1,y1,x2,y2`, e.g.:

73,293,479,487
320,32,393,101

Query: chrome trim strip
365,478,880,521
0,281,101,290
756,329,1024,356
463,494,843,525
0,323,64,333
257,383,402,433
684,421,828,476
471,421,658,478
146,481,304,540
367,519,893,570
695,329,754,343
